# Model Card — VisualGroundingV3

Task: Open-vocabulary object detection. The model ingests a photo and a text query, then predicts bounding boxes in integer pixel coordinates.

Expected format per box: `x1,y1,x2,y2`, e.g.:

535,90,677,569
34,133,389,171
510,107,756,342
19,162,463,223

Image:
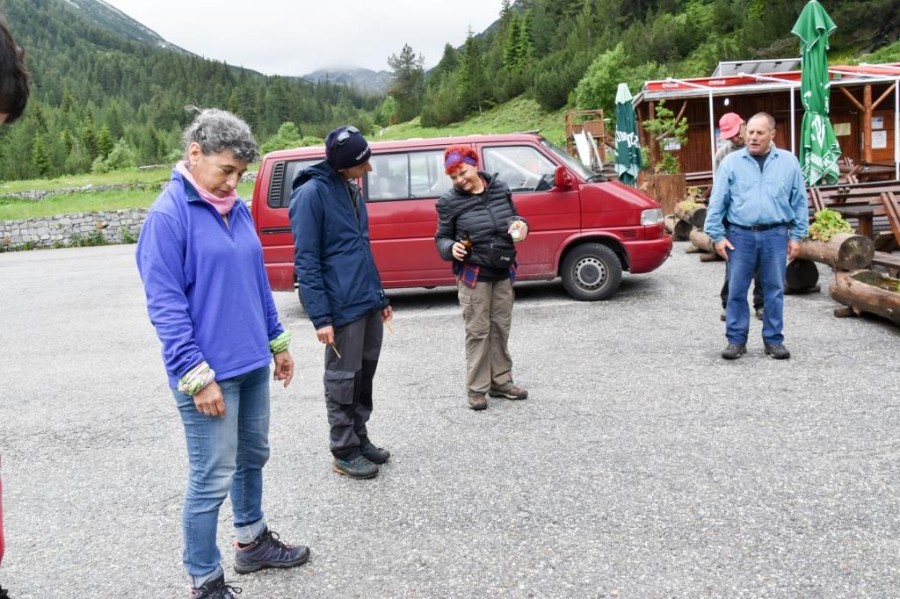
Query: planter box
644,173,686,216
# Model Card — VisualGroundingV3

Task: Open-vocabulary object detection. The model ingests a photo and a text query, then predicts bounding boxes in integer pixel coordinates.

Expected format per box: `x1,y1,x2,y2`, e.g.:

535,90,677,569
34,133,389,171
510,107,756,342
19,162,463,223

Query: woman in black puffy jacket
434,145,529,411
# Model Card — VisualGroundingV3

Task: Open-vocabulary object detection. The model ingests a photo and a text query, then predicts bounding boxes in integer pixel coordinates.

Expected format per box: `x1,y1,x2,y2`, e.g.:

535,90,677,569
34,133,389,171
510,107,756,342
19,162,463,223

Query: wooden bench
807,181,900,248
880,191,900,248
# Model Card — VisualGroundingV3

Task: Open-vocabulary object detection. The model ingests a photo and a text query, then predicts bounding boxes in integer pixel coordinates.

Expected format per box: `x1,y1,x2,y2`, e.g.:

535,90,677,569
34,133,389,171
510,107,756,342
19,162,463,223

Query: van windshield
540,138,595,180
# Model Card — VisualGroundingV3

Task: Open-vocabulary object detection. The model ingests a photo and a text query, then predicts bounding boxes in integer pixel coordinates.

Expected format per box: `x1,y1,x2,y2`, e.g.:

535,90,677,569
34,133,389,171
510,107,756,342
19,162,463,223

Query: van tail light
641,208,664,226
554,165,573,190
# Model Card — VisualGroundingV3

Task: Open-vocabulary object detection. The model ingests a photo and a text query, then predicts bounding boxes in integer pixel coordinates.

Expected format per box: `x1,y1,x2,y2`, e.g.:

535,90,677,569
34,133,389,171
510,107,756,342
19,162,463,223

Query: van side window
366,150,451,201
268,159,319,209
483,146,556,192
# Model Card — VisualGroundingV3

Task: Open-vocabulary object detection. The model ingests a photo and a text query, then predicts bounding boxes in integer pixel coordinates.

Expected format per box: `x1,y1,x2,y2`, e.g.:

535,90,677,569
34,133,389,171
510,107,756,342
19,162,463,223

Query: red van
251,133,671,300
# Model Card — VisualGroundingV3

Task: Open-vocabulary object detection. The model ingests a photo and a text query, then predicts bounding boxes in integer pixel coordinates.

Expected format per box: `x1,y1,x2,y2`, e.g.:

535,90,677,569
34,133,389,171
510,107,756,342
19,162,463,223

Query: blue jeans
725,224,788,346
173,365,271,585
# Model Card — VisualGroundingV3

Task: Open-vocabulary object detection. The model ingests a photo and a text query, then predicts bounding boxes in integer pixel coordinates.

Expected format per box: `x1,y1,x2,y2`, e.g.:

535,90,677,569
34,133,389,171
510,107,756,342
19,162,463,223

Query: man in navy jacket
289,126,393,480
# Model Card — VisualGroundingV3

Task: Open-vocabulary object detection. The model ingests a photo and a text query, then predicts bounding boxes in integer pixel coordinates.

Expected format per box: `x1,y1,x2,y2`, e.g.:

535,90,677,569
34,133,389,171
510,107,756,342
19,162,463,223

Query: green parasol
792,0,841,187
614,82,643,187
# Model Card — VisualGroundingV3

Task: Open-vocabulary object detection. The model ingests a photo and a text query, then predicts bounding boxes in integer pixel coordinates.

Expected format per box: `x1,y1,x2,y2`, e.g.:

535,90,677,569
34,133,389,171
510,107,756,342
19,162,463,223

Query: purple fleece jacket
136,168,284,388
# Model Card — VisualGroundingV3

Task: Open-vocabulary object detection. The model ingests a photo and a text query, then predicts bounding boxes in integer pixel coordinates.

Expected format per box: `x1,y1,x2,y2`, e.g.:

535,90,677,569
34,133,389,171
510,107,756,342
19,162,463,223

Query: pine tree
387,44,426,124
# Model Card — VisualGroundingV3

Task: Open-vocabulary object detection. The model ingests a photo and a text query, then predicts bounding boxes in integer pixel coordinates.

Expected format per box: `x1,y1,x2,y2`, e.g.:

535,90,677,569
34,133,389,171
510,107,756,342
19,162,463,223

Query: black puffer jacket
434,172,523,275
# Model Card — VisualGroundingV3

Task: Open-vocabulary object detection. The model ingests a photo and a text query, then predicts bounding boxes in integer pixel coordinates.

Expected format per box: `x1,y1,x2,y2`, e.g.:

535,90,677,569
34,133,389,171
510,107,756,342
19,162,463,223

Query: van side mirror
554,165,573,190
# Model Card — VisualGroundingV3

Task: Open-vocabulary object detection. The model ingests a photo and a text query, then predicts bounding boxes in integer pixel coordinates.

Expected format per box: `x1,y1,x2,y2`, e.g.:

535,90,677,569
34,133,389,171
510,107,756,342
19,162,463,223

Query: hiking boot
755,307,764,320
233,528,309,574
721,343,746,360
467,393,487,410
0,584,10,599
720,309,726,322
190,574,241,598
360,440,390,464
489,385,528,400
332,454,379,479
764,343,790,360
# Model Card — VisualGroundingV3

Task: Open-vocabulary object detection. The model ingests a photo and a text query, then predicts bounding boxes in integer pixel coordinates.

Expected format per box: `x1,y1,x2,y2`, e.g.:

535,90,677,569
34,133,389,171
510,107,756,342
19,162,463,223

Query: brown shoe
467,393,487,410
489,385,528,400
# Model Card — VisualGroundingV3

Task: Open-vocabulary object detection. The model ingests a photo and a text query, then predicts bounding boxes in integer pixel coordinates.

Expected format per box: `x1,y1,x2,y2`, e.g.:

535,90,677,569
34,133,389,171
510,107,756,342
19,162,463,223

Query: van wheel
560,243,622,301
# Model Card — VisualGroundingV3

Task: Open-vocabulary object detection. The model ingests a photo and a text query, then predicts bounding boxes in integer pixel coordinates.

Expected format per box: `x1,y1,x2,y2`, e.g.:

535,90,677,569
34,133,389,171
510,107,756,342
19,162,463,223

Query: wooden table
832,204,875,237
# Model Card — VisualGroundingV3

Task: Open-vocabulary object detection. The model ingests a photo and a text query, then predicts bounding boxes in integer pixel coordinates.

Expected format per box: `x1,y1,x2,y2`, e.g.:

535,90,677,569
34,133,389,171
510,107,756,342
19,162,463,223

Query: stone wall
0,208,148,251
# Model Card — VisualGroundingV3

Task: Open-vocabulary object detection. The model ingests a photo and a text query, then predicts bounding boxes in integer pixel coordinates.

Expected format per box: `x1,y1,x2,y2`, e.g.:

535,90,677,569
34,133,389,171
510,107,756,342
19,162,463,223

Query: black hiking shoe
721,343,747,360
360,440,390,464
190,574,241,598
764,343,790,360
332,454,379,479
233,528,309,574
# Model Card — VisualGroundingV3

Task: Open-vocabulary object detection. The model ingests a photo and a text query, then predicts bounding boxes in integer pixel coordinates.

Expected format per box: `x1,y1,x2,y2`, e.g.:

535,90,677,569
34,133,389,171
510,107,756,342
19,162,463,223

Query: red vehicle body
251,133,671,300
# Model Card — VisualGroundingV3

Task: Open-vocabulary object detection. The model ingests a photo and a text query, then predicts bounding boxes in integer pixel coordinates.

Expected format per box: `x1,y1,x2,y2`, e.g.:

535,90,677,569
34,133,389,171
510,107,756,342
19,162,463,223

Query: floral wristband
269,330,292,354
177,361,216,396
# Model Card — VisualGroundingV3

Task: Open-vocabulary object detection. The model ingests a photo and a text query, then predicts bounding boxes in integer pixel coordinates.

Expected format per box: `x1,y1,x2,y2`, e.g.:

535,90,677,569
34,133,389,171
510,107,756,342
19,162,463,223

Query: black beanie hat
325,126,371,170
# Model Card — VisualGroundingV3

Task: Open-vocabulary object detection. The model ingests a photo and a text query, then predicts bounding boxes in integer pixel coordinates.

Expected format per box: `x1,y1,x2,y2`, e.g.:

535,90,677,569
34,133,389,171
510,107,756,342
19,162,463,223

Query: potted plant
641,100,688,215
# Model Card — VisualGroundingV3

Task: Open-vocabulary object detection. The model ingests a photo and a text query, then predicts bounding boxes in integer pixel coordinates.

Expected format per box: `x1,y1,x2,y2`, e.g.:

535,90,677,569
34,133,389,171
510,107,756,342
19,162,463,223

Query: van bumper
624,237,673,274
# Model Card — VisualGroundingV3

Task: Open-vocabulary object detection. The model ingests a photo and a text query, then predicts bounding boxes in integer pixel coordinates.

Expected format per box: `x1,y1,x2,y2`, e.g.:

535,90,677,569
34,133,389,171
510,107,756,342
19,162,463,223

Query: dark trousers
324,310,384,459
721,267,763,310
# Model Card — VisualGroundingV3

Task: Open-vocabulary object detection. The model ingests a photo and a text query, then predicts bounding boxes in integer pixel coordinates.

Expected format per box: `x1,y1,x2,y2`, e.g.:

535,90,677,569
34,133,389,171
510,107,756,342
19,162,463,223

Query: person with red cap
0,15,29,599
714,113,763,322
714,112,746,171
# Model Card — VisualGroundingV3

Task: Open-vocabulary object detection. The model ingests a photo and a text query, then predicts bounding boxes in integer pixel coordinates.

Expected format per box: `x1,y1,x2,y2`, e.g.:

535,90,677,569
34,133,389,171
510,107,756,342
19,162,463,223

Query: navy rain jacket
288,161,387,330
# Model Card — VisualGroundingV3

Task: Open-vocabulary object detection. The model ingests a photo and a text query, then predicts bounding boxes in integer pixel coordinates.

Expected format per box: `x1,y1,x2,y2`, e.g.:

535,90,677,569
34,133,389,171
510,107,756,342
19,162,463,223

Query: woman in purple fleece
136,109,308,598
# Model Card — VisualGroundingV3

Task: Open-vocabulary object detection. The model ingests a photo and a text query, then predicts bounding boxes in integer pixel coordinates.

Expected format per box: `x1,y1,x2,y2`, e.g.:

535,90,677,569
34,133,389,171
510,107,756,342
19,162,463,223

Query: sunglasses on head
335,126,360,146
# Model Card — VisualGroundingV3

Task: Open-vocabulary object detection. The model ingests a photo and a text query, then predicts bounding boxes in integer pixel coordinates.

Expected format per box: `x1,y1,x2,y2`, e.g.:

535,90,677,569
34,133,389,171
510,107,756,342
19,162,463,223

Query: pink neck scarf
176,161,237,216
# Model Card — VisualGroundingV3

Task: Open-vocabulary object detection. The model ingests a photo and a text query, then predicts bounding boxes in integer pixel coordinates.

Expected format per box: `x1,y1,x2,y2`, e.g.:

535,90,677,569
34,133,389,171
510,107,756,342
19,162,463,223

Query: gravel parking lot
0,243,898,598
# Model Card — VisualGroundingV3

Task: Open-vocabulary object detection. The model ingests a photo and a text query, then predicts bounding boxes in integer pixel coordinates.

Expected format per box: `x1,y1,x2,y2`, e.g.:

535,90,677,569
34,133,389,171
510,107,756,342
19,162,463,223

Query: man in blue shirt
704,112,809,360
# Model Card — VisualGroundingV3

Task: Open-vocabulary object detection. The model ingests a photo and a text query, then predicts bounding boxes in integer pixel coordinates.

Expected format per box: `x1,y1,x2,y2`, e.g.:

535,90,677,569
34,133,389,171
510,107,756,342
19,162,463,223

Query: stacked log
674,203,707,228
830,270,900,325
796,233,874,271
798,233,900,326
664,215,691,241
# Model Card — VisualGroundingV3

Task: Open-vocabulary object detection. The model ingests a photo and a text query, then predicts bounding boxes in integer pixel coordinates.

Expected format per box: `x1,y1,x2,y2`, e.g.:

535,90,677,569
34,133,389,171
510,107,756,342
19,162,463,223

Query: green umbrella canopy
615,82,643,187
792,0,841,187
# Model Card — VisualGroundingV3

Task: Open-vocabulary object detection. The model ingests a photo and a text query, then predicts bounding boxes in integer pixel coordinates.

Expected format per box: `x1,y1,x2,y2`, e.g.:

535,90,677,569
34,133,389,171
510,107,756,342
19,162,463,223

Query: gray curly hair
182,108,259,163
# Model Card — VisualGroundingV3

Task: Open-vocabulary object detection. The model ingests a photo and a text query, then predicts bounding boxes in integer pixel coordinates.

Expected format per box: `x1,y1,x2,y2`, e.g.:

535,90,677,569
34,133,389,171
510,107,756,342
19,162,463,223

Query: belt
732,222,788,231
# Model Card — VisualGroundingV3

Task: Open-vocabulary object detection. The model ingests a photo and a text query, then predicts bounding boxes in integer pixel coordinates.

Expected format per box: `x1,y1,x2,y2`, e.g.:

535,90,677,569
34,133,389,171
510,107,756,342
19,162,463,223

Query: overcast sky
101,0,506,76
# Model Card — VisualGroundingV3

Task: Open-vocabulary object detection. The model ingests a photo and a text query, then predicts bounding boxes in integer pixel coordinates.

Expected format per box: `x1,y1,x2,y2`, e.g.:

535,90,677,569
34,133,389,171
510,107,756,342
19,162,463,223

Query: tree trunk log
796,234,874,271
675,203,707,228
829,270,900,325
665,215,691,241
784,258,820,293
689,228,715,253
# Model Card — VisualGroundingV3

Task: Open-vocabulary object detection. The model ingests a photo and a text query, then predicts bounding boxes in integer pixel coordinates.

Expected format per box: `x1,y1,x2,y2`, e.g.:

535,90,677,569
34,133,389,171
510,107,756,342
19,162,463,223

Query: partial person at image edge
0,14,30,599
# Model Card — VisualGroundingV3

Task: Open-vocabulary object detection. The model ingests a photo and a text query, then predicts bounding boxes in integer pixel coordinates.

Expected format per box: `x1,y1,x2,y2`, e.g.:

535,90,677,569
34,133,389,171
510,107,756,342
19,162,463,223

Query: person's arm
788,164,810,242
434,195,459,261
136,210,227,414
136,211,206,380
289,183,332,330
704,166,730,244
787,162,809,261
704,162,734,260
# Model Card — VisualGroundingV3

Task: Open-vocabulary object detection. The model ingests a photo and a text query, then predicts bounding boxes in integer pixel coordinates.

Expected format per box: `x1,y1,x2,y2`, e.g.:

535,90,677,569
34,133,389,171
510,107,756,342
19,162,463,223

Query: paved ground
0,243,898,598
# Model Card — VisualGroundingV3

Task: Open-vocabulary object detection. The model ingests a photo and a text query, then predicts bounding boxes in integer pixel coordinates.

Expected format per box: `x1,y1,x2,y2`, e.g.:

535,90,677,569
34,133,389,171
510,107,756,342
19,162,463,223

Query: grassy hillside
0,97,567,220
378,97,567,146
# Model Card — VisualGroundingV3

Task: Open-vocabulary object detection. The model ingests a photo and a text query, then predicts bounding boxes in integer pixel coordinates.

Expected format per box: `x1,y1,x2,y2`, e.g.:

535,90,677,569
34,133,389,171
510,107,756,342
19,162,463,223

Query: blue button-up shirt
704,146,809,243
